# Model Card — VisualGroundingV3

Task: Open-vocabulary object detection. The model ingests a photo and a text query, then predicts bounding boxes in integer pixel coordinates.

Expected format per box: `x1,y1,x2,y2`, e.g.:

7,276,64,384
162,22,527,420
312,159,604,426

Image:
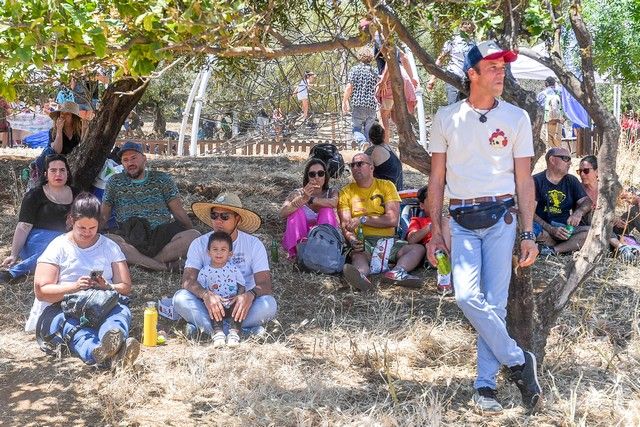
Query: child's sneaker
227,330,240,348
212,331,226,348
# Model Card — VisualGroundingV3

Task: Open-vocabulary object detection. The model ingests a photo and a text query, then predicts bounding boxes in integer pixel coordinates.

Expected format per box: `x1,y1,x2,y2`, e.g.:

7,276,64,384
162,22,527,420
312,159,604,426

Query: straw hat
192,192,262,233
49,101,81,120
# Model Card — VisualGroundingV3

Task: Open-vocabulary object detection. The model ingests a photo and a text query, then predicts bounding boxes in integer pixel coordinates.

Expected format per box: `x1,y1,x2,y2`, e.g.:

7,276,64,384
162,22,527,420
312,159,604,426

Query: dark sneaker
343,264,373,292
509,351,543,412
112,337,140,370
538,244,557,257
0,271,14,284
92,329,124,366
382,268,423,288
618,245,639,263
472,387,503,414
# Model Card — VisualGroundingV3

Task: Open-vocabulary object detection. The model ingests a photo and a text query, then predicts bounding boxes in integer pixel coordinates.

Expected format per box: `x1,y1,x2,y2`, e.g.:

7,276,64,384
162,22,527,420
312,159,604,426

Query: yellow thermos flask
143,301,158,347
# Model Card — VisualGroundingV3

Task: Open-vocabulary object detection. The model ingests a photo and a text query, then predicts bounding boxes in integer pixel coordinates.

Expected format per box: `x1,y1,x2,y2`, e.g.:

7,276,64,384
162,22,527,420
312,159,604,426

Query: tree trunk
70,78,148,190
153,103,167,136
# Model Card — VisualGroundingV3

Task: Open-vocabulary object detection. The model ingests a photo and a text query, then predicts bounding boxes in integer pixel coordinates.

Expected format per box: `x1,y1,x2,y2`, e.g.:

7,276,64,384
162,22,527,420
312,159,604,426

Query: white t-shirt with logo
185,230,269,290
430,100,534,200
25,234,126,332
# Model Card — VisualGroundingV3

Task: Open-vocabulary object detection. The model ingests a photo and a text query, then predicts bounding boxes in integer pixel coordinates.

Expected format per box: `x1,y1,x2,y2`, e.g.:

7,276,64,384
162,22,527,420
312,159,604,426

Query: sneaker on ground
472,387,503,414
619,245,639,263
227,330,240,348
0,271,14,284
212,331,226,348
92,329,124,366
343,264,373,292
184,323,209,341
112,337,140,370
509,350,543,412
382,268,423,288
538,244,556,257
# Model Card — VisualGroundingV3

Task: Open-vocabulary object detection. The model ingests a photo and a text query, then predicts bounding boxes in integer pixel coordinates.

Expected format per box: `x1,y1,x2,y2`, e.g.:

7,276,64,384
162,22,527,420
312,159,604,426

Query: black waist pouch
450,199,515,230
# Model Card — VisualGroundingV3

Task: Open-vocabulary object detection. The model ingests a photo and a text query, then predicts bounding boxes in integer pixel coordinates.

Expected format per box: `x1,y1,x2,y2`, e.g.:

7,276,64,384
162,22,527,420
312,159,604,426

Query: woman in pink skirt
280,159,338,258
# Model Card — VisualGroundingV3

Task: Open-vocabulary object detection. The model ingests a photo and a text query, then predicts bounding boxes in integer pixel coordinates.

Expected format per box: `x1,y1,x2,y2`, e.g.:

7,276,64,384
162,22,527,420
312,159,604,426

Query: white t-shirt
185,230,269,290
197,264,246,308
25,234,126,332
430,100,534,200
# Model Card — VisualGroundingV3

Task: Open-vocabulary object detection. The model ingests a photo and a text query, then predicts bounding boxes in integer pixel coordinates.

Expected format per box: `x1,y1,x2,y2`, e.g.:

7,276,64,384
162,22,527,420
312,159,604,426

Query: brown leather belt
449,194,513,205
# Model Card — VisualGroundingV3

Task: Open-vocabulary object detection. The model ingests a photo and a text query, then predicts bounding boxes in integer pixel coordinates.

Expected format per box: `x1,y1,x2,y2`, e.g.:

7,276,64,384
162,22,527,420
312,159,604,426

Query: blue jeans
351,106,377,141
47,303,131,365
172,289,278,335
9,229,62,279
449,216,525,389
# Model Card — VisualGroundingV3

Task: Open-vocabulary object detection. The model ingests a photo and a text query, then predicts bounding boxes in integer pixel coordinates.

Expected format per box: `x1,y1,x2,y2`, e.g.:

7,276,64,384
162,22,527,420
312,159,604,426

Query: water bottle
20,167,29,182
356,225,365,242
143,301,158,347
435,250,451,275
271,238,279,263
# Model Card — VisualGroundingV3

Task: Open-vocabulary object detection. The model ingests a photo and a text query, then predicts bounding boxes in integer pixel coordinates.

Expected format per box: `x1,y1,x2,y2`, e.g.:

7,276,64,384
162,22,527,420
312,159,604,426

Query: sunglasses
210,211,233,221
552,155,571,162
349,161,371,169
308,170,326,178
577,168,593,175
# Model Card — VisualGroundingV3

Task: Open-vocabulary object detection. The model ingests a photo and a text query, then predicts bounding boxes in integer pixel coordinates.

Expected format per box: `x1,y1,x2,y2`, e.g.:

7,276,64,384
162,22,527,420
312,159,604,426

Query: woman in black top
1,154,78,283
364,122,404,190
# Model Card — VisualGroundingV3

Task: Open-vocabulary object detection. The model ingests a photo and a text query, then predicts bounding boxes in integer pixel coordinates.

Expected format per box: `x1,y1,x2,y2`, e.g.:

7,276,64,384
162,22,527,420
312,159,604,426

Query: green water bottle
356,225,365,242
435,250,451,275
270,238,279,263
20,167,29,182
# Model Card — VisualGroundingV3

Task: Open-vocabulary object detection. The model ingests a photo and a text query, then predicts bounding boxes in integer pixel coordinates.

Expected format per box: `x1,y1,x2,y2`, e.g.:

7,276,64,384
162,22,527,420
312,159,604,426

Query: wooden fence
114,137,355,157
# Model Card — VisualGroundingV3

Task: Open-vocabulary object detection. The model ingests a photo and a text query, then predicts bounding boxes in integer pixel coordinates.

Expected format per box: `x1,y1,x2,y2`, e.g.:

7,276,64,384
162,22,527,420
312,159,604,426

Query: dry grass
1,149,640,426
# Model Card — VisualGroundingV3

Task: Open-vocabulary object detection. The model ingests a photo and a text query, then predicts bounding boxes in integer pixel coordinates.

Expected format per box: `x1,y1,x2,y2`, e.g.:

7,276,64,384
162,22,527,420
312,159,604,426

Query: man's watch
519,231,535,241
359,215,368,225
249,288,258,298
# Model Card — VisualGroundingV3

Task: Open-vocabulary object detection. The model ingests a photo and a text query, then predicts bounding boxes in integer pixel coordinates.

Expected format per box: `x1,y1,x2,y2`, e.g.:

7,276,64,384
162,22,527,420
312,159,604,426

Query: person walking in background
294,71,316,121
342,46,379,145
537,76,565,149
427,19,476,104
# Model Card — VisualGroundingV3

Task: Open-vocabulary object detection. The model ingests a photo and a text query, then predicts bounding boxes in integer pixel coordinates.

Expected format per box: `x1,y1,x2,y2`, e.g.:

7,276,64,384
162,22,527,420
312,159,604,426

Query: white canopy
511,43,606,84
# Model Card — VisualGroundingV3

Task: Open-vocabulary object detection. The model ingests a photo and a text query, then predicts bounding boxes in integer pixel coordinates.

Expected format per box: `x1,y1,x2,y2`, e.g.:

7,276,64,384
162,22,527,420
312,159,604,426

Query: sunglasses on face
210,211,233,221
308,170,326,178
553,155,571,162
349,161,371,169
577,168,593,175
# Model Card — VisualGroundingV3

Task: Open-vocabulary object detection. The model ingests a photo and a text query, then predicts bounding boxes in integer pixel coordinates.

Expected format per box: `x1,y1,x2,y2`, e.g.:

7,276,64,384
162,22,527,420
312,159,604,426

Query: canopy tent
510,43,621,123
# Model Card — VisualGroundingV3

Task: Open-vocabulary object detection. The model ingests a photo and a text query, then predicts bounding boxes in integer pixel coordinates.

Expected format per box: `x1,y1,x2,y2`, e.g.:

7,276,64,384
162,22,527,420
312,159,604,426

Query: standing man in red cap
426,40,542,413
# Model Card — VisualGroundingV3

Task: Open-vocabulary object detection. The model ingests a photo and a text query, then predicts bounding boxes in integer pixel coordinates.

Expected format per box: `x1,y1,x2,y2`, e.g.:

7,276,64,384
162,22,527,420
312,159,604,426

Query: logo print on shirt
546,190,566,214
489,129,509,148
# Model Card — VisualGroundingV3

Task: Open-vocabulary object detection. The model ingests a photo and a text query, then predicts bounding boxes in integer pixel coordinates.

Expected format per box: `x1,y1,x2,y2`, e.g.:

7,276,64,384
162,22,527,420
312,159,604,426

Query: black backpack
309,143,345,178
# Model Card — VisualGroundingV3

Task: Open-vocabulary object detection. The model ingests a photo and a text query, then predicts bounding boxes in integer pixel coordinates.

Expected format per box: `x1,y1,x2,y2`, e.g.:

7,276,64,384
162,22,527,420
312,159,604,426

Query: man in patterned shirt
342,46,379,144
101,141,200,271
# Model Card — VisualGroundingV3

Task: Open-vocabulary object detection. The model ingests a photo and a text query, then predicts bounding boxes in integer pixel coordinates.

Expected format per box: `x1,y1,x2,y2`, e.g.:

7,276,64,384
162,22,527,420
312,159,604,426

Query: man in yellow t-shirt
338,153,425,291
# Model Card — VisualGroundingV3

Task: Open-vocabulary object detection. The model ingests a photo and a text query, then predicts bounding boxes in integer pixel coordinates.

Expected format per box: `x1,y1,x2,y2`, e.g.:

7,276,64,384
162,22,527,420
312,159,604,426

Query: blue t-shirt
533,171,587,225
103,170,179,229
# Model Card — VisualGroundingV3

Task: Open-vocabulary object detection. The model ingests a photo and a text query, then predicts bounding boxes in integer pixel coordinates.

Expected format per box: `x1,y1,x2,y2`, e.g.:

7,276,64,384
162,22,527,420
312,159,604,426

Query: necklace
467,99,498,123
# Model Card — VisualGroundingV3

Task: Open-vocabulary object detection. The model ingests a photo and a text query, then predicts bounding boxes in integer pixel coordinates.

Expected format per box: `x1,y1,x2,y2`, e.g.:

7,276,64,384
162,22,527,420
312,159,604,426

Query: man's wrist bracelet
519,231,535,241
249,288,258,298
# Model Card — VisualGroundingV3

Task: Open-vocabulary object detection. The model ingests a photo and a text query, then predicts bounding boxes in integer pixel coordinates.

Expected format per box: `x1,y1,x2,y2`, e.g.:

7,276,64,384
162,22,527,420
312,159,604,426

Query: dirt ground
1,150,640,426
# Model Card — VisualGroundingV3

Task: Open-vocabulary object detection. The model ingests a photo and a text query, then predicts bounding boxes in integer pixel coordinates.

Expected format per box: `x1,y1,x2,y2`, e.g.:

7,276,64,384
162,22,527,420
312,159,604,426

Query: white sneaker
472,387,503,414
212,331,225,348
227,330,240,348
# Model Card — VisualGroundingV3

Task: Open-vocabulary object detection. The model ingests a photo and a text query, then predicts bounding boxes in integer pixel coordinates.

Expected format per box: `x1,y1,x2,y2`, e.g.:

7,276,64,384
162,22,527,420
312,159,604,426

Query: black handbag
62,288,119,328
450,199,515,230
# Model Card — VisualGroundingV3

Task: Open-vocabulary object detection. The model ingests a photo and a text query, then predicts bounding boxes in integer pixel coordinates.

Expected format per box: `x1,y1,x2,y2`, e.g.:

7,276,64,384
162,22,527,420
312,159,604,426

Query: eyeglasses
308,170,326,178
349,161,371,169
210,212,233,221
577,168,593,175
552,155,571,162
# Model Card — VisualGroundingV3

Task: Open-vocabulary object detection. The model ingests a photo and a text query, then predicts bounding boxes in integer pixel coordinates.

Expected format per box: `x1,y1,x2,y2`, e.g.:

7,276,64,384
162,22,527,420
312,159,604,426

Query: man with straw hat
173,192,277,338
